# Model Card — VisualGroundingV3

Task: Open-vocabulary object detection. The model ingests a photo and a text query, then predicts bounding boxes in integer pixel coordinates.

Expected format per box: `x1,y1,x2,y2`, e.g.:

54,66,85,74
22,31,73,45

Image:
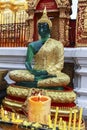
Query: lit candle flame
17,115,20,119
4,110,8,115
38,93,41,101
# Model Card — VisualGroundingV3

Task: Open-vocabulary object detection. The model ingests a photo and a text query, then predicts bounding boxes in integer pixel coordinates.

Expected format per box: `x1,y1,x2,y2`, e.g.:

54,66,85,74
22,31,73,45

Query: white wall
70,0,78,19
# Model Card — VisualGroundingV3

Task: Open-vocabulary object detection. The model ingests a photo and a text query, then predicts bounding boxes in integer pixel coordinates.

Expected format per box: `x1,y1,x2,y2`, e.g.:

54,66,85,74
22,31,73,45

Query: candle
4,110,9,122
48,114,52,128
53,107,58,130
1,106,4,120
16,115,23,123
11,112,15,122
63,121,66,130
28,95,51,124
59,117,62,129
68,109,72,130
72,110,76,130
78,108,83,130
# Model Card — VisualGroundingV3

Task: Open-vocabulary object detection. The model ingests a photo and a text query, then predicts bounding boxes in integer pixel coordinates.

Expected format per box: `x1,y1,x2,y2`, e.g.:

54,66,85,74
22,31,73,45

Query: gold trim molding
76,0,87,47
27,0,70,9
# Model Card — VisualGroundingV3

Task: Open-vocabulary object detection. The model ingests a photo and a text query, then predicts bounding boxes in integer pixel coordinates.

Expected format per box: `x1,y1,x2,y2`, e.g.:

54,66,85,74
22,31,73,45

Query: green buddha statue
3,8,76,114
9,7,70,90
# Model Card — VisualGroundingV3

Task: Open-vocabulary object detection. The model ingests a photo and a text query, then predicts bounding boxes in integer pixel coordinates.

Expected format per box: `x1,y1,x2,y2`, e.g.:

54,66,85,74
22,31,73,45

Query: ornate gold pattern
56,0,70,6
9,70,34,82
7,85,76,103
26,0,71,46
49,13,59,41
28,0,70,9
7,85,29,98
46,90,76,103
25,5,35,43
76,0,87,47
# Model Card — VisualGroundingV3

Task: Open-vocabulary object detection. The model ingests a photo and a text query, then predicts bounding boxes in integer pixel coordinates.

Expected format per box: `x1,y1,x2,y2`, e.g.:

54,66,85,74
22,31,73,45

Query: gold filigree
46,90,76,103
76,0,87,47
7,85,29,98
7,85,76,103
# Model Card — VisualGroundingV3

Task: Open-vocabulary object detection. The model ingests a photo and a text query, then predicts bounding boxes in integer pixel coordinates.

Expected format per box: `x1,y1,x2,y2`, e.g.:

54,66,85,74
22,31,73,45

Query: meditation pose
3,8,76,115
9,7,70,90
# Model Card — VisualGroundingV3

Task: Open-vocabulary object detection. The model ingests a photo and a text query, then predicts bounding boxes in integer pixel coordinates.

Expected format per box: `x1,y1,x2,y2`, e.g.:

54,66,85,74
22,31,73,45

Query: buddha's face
38,23,50,38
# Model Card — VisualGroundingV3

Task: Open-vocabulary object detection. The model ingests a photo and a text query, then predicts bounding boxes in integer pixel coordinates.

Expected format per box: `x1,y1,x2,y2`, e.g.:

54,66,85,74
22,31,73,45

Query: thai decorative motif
26,0,71,46
76,0,87,47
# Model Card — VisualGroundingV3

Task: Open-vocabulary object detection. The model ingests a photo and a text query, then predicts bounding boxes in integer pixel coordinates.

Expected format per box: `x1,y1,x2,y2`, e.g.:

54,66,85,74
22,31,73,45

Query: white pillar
73,50,87,116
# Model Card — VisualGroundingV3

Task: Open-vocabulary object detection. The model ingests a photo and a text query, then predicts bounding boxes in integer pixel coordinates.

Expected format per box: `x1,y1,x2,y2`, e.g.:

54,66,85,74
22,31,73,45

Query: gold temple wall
0,0,72,47
0,0,28,47
76,0,87,47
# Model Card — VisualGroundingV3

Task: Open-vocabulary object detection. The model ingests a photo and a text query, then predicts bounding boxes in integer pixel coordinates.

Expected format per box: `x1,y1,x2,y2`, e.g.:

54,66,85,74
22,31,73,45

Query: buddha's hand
34,74,56,81
25,62,48,76
31,69,48,76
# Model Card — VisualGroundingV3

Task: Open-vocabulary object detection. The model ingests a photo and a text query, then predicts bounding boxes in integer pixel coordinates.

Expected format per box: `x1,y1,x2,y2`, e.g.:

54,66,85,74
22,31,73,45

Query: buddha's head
37,7,52,38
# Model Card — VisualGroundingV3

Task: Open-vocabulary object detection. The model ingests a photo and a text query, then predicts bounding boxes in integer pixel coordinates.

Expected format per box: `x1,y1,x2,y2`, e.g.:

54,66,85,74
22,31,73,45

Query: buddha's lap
9,70,34,82
9,70,70,86
38,73,70,87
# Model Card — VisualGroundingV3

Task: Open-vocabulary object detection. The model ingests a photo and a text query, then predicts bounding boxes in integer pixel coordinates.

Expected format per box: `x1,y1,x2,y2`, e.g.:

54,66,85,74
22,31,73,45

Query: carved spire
37,7,52,28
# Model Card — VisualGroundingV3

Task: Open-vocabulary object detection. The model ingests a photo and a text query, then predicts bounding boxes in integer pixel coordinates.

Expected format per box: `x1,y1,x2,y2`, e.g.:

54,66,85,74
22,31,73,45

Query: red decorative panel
69,19,76,47
36,0,57,10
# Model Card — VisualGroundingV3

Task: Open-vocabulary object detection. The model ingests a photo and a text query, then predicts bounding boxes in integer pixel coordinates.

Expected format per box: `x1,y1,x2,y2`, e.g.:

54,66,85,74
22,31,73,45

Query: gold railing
0,22,28,47
0,0,29,47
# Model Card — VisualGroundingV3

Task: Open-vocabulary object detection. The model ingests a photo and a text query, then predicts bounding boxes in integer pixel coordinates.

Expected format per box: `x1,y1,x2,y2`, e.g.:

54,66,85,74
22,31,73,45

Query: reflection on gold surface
0,0,28,11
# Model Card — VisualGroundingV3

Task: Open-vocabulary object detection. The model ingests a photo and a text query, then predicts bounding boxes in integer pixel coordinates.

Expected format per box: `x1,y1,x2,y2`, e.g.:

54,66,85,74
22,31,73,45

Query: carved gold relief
25,0,71,46
76,0,87,47
7,85,76,103
57,0,69,6
82,7,87,35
